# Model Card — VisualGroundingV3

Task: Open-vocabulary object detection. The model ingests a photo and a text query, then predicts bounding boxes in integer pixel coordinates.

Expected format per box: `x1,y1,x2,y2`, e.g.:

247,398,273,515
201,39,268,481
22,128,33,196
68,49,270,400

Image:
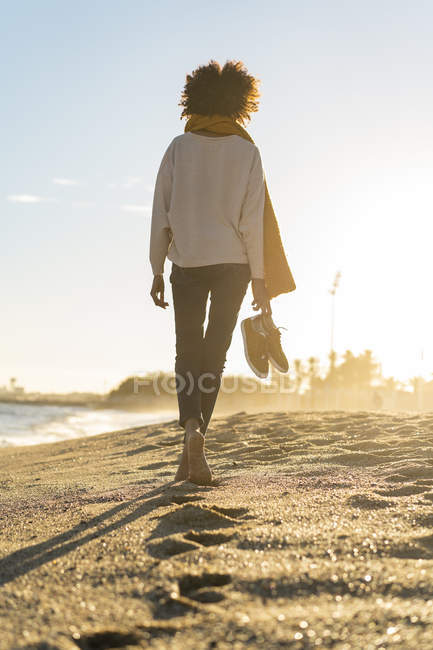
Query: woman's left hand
251,278,271,315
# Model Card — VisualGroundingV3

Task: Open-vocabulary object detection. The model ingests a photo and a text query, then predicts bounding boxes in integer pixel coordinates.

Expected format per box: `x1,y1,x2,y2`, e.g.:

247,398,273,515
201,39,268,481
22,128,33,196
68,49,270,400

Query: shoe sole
268,354,289,374
241,319,268,379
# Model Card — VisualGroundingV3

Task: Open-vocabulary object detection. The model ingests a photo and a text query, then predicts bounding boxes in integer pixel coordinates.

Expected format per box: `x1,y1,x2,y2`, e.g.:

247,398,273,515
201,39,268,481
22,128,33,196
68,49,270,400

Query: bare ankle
185,417,200,432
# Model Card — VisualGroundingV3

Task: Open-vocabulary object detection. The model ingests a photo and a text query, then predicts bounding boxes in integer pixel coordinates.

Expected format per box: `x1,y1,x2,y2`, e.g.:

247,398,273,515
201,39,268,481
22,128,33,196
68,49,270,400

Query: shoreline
0,400,178,449
0,396,176,413
0,397,104,408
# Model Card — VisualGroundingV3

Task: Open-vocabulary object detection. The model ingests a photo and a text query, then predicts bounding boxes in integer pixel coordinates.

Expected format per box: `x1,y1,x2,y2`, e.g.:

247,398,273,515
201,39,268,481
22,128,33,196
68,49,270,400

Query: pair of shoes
174,430,212,485
241,313,289,379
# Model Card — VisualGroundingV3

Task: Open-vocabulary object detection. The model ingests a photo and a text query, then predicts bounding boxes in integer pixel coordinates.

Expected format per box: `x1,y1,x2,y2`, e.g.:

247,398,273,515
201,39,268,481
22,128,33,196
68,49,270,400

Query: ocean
0,401,177,447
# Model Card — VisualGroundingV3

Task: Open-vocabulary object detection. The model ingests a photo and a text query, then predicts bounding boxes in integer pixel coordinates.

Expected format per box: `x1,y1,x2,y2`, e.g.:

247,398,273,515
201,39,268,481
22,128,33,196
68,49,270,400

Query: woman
149,60,276,486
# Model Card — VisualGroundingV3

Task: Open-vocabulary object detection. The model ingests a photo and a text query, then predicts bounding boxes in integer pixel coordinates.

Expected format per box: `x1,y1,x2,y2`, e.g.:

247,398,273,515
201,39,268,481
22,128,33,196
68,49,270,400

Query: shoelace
265,322,287,339
259,324,287,360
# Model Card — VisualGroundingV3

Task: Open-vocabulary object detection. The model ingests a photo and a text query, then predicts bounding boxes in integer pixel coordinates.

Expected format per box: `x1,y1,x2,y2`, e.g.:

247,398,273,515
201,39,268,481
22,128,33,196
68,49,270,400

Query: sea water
0,402,177,447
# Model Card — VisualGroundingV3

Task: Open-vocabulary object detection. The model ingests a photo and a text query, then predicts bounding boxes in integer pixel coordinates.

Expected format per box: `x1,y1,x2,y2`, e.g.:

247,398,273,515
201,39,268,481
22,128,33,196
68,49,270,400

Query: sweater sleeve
149,141,174,275
239,146,265,279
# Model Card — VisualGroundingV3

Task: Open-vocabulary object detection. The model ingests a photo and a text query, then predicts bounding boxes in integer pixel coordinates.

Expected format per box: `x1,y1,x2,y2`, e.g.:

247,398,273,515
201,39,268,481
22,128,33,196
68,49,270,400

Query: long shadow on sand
0,482,212,587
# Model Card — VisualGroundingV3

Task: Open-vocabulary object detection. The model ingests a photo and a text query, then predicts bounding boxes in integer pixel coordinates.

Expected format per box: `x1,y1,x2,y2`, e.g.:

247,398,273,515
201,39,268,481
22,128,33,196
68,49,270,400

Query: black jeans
169,262,251,435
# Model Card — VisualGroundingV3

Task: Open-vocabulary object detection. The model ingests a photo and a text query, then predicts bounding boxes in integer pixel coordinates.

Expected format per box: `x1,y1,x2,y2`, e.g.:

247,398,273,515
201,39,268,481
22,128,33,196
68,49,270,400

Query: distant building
0,377,25,396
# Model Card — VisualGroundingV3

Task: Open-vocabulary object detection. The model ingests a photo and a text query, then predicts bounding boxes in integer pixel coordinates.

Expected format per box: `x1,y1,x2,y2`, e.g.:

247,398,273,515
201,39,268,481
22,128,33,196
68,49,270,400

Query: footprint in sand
150,503,247,538
147,536,200,558
178,572,232,603
150,585,201,619
346,494,394,510
148,573,231,616
147,529,234,558
73,630,140,649
184,531,234,546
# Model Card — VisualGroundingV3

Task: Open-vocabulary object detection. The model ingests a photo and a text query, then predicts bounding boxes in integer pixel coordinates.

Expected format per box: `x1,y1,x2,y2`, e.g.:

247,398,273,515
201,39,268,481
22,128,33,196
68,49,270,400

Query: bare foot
187,430,212,486
175,418,200,482
174,441,188,481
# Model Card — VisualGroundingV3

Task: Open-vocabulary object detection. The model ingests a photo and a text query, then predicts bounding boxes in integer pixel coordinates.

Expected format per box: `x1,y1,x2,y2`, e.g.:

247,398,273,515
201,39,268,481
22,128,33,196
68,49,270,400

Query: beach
1,409,433,649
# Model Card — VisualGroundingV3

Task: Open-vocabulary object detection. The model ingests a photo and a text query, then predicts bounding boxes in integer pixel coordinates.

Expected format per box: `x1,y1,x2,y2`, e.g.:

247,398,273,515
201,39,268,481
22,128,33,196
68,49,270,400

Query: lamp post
328,271,341,407
329,271,341,357
417,347,425,411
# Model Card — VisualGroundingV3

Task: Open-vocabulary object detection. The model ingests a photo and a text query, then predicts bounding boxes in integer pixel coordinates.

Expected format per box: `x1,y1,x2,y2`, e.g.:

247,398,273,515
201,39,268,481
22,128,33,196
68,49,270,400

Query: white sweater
149,132,265,278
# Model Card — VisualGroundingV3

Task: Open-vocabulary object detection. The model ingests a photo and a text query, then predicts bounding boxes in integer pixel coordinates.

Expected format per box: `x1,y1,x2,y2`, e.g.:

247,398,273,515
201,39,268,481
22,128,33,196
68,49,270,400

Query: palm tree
307,356,320,408
293,359,305,394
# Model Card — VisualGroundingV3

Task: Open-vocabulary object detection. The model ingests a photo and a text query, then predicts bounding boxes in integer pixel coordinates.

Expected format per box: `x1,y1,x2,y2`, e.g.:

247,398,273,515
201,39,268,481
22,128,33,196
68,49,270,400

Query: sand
1,410,433,649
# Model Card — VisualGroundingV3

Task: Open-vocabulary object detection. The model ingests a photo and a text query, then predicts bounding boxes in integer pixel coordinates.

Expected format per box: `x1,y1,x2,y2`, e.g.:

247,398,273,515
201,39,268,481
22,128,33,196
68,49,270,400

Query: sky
1,0,432,393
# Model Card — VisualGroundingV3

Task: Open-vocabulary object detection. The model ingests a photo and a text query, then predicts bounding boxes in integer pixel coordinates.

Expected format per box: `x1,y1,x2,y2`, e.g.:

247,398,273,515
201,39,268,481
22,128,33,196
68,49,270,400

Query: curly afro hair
179,59,261,125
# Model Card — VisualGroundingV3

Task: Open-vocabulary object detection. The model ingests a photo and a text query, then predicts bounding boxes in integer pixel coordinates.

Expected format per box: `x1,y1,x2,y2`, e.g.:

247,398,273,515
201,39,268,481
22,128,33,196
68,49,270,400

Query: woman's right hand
251,278,271,315
150,274,169,309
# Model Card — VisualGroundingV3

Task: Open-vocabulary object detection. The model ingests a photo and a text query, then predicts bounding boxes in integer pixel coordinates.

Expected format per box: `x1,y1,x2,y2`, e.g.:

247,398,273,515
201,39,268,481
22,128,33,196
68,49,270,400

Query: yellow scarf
184,113,296,299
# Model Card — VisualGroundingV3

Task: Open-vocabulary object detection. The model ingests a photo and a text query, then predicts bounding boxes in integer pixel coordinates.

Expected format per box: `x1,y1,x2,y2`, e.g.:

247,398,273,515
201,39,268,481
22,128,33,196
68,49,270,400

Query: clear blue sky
1,1,432,392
